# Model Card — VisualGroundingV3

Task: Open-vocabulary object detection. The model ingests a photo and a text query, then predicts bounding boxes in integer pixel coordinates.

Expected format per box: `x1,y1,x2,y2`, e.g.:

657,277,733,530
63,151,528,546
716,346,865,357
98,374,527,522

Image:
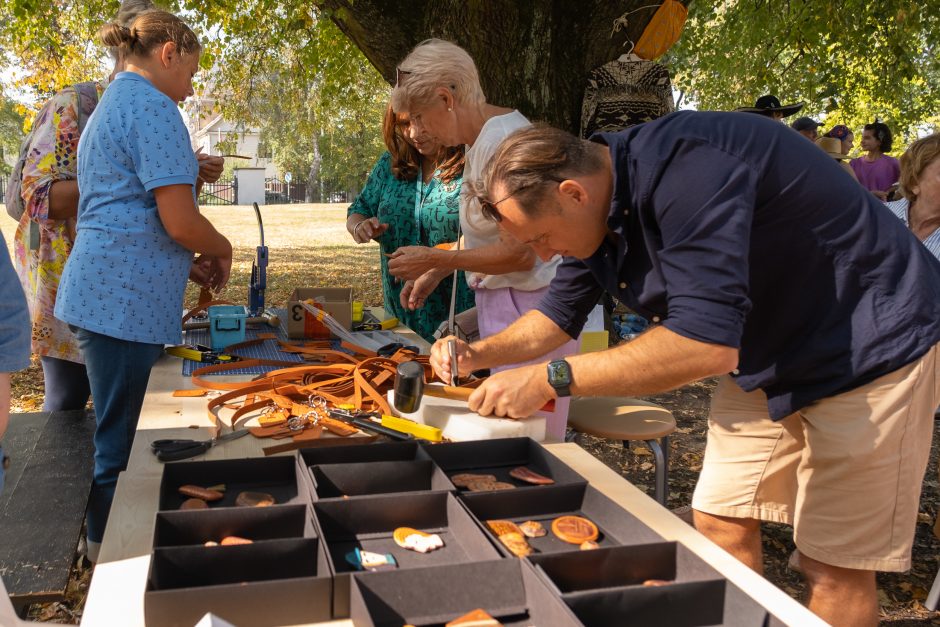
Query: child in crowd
54,10,232,561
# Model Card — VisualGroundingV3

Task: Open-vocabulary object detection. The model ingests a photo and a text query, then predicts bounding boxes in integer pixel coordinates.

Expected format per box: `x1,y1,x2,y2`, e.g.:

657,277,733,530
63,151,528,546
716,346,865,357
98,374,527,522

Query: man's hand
387,246,443,280
400,269,446,311
351,217,388,243
196,151,225,184
468,364,555,418
430,335,475,382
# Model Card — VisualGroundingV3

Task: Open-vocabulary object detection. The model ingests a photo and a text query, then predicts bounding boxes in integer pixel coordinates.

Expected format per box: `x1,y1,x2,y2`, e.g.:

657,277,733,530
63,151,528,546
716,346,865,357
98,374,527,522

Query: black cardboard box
314,491,502,617
158,456,305,511
308,459,455,501
349,559,582,627
530,543,770,627
460,483,663,556
145,537,331,626
153,503,314,548
418,437,586,492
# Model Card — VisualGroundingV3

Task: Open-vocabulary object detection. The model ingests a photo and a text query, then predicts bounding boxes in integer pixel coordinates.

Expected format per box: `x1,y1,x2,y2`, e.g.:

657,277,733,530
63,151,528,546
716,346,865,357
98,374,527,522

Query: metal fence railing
198,177,236,205
0,176,6,204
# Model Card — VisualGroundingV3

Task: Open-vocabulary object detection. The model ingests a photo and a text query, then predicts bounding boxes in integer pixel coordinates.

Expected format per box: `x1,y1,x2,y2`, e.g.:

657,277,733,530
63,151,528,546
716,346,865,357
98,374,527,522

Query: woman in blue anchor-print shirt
55,10,231,561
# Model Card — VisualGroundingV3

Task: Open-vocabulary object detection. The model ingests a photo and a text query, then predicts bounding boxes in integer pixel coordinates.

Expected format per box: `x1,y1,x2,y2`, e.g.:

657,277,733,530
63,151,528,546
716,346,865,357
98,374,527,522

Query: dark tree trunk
320,0,686,134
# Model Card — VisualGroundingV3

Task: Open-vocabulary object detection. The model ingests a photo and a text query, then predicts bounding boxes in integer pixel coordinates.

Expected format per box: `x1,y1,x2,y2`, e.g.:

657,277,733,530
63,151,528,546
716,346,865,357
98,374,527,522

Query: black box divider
349,559,583,627
562,579,727,627
153,503,313,548
145,537,331,626
158,455,305,511
529,542,680,594
300,440,423,466
417,437,586,490
308,459,455,501
313,491,502,618
460,483,663,556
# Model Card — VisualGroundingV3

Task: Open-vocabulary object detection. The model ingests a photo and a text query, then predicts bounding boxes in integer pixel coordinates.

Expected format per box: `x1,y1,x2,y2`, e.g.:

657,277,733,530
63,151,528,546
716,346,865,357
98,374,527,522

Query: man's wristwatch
547,359,573,397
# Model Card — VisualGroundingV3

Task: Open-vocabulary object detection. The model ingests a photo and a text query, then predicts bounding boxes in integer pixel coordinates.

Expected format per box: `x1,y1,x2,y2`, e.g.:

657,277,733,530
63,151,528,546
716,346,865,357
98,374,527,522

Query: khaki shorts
692,343,940,572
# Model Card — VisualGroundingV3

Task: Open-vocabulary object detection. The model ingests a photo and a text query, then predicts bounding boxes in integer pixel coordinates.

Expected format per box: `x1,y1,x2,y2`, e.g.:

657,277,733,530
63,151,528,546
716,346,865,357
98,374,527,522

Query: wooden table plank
0,410,95,603
0,412,49,512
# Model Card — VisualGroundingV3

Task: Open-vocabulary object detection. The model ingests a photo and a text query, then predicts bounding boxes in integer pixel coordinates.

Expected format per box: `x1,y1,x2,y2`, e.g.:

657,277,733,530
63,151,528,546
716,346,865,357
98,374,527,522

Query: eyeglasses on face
478,174,566,223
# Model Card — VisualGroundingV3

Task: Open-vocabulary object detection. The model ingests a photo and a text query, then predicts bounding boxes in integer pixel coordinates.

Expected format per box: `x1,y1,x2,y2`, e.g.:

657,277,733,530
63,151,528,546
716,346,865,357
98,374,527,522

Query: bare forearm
567,326,739,397
47,180,80,220
471,311,571,370
441,237,536,275
170,214,231,258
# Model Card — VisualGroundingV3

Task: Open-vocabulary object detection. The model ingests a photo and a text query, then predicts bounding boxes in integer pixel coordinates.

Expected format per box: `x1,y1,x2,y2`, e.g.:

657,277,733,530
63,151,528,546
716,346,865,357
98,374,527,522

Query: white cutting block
386,388,546,442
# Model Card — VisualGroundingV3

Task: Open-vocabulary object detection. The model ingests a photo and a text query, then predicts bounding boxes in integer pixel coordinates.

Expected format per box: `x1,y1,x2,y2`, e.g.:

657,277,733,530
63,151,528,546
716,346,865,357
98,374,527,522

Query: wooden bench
0,410,95,613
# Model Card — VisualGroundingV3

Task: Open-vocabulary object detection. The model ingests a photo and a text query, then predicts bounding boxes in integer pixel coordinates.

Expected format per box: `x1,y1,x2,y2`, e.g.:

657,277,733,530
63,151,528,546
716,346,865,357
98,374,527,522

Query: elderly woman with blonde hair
386,38,600,439
886,133,940,259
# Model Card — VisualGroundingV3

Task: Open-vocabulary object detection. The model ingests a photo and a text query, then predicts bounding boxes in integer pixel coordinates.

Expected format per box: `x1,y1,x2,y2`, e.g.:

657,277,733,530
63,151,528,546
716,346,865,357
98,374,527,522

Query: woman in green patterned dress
346,105,474,342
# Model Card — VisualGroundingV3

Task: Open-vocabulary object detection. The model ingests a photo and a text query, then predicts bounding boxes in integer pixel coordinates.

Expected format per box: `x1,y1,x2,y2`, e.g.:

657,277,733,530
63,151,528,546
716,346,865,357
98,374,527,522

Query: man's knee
693,509,760,538
799,552,875,589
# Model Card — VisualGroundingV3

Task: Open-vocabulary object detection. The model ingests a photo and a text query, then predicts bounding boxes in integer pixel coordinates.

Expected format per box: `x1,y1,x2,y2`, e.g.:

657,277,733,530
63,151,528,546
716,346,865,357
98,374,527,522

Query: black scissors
150,429,250,462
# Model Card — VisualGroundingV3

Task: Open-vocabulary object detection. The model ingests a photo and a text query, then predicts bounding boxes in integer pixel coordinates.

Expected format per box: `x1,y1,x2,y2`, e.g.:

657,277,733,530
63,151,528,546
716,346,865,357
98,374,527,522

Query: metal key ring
287,415,307,432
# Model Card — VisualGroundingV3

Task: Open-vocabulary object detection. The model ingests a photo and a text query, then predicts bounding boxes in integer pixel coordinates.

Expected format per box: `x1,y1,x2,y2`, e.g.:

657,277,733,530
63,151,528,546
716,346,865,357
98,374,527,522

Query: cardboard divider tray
417,437,586,492
308,459,455,501
299,440,428,466
153,503,315,548
145,537,331,626
460,483,662,556
349,559,582,627
158,456,305,511
529,543,772,627
313,491,501,617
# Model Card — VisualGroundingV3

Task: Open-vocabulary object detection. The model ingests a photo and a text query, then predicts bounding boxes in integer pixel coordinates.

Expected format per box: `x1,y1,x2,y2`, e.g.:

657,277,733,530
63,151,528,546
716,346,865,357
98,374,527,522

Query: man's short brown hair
474,124,607,220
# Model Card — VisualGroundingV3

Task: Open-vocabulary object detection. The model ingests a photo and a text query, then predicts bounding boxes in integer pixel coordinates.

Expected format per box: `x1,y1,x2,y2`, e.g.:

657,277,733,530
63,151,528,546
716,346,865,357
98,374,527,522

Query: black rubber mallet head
394,360,426,414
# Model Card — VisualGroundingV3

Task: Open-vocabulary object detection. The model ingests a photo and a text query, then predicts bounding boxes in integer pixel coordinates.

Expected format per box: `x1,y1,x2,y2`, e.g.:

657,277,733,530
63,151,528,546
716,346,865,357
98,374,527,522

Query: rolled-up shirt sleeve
651,142,754,348
535,257,604,338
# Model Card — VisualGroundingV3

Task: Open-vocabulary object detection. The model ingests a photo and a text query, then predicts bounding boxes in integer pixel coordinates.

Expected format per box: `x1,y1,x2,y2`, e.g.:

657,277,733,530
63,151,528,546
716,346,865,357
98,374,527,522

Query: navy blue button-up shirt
536,111,940,419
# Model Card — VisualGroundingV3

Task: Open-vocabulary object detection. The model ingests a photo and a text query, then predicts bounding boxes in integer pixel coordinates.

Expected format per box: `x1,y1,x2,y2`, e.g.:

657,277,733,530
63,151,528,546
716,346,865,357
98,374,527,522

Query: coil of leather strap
189,337,436,438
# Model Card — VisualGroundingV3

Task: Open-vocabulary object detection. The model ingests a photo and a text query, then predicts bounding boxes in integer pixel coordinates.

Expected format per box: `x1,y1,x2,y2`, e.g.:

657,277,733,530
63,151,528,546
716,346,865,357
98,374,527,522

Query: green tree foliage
670,0,940,148
0,95,26,175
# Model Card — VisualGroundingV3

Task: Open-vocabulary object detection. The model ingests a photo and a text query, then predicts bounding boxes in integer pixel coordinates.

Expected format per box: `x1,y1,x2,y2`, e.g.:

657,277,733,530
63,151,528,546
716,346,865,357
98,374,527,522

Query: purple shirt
850,154,900,192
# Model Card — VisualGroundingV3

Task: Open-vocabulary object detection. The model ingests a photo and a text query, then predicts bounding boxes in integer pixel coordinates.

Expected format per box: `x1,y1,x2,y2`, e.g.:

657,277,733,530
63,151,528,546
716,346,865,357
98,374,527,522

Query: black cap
791,117,821,132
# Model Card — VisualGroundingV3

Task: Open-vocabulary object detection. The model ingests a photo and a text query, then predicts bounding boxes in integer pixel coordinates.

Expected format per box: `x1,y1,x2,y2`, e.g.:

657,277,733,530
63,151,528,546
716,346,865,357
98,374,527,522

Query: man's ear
558,179,587,207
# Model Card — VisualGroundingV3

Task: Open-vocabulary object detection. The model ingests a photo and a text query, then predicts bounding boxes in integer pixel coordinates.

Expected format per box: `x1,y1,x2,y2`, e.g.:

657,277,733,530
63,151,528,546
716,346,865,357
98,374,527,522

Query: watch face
548,360,572,386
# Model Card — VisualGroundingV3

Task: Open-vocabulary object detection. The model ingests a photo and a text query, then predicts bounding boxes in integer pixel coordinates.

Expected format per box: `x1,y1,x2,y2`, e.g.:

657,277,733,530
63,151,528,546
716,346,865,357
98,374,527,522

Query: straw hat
815,137,848,160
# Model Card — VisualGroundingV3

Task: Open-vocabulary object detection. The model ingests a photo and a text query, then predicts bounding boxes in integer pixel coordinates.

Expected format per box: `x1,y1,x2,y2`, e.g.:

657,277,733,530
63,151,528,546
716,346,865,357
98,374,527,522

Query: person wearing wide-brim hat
736,94,804,120
816,136,859,181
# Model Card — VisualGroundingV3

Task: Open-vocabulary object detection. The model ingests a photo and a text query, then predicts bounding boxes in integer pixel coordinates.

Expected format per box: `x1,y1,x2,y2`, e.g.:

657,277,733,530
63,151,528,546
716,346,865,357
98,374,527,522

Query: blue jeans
73,327,163,544
41,356,91,411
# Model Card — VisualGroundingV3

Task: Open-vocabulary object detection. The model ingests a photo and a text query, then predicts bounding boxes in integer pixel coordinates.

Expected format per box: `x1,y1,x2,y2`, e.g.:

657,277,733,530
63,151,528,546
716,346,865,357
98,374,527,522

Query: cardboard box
158,456,306,512
349,559,582,627
417,437,587,494
287,287,353,339
308,460,455,501
313,491,501,618
153,503,314,548
529,543,770,627
145,537,332,627
460,483,663,556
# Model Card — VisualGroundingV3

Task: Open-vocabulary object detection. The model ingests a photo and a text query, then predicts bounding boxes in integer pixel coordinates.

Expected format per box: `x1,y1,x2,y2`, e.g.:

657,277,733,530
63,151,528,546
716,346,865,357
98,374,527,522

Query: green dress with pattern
348,152,474,342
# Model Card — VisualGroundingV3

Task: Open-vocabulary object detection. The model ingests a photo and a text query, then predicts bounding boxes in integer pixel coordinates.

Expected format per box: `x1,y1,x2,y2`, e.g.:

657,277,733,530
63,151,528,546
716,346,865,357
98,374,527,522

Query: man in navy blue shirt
430,113,940,627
